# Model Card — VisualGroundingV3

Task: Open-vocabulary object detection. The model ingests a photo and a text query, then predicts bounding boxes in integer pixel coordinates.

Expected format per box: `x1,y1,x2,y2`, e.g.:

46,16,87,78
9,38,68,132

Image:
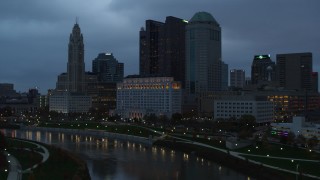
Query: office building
186,12,222,94
67,22,85,93
271,116,320,140
116,77,182,119
49,91,92,114
139,16,187,86
52,22,92,113
214,95,274,124
0,83,17,97
87,82,117,112
221,62,229,90
230,69,245,88
92,53,124,83
312,72,318,92
277,52,313,91
251,55,276,85
139,20,164,76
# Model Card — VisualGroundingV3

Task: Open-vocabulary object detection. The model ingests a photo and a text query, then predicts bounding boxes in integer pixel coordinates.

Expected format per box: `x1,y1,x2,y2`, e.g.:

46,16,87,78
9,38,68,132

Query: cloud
0,0,319,93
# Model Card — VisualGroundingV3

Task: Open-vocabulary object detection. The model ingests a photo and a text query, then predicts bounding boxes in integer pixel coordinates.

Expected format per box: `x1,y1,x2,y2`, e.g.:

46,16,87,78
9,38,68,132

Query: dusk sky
0,0,319,94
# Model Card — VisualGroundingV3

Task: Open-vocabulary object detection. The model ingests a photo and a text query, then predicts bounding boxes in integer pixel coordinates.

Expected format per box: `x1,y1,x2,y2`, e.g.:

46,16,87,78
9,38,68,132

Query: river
1,129,250,180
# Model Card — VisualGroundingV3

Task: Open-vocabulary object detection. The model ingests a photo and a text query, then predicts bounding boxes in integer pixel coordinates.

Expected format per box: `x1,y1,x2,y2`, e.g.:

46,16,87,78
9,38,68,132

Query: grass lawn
7,148,43,170
171,134,227,149
236,143,320,160
38,122,159,138
241,155,320,178
25,145,87,180
0,153,9,180
6,138,38,149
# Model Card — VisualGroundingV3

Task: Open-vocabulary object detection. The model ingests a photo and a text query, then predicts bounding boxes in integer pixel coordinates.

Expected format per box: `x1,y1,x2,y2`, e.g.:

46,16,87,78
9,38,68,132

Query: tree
307,136,319,149
296,134,306,147
171,113,182,123
238,115,256,139
0,131,6,151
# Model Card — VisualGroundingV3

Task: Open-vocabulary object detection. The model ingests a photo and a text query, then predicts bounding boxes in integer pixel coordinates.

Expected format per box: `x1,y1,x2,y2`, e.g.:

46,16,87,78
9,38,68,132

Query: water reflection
1,129,248,180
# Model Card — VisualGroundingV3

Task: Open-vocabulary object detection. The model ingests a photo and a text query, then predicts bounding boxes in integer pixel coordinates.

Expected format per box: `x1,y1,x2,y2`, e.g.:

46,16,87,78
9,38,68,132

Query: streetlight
296,164,299,180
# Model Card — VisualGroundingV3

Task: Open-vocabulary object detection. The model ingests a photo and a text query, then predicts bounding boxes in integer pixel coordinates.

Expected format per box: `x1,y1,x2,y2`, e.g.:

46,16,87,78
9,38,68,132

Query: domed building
185,12,223,94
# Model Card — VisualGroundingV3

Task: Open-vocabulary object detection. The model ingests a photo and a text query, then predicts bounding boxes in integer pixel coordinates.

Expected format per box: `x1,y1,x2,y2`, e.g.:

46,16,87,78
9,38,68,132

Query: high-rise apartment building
276,53,313,91
251,55,276,84
185,12,222,94
230,69,245,88
139,16,187,87
67,22,85,93
92,53,124,83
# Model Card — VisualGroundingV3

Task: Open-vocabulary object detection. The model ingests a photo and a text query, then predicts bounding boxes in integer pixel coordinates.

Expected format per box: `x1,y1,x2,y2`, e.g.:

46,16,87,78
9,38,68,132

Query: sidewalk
4,151,22,180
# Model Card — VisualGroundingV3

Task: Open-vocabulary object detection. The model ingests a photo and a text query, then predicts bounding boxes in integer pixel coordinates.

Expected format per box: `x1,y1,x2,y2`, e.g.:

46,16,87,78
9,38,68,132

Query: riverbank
14,126,319,179
154,140,311,180
4,137,91,180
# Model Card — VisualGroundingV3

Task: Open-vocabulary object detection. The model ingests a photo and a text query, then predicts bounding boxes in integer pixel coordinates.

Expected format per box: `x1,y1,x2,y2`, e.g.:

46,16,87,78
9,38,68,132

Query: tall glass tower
186,12,222,94
67,22,85,93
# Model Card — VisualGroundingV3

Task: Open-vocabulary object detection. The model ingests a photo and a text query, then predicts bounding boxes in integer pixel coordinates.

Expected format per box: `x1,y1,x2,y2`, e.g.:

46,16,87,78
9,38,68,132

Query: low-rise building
49,91,92,113
214,95,274,124
271,116,320,139
116,77,181,119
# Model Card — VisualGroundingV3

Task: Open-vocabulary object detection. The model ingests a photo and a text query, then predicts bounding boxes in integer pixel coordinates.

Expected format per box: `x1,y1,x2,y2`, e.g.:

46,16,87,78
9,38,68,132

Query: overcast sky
0,0,319,94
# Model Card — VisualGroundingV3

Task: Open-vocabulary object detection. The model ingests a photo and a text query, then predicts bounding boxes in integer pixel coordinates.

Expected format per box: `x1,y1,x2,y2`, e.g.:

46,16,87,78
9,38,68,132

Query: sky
0,0,319,94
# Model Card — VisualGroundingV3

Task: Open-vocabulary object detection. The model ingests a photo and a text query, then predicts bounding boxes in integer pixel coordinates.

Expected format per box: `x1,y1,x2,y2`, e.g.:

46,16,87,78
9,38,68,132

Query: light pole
296,163,299,180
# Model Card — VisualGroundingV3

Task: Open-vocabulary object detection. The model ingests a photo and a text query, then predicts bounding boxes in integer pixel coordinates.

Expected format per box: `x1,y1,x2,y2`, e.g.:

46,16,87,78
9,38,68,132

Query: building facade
185,12,222,94
251,55,276,85
87,82,117,112
116,77,182,119
139,16,187,87
92,53,124,83
214,95,274,124
271,116,320,140
230,69,245,88
67,22,86,93
276,52,313,91
49,91,91,113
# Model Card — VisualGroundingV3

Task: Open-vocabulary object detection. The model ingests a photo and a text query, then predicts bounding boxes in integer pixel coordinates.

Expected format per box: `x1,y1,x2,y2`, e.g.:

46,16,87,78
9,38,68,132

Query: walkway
4,151,22,180
4,138,50,179
143,127,320,179
13,139,50,173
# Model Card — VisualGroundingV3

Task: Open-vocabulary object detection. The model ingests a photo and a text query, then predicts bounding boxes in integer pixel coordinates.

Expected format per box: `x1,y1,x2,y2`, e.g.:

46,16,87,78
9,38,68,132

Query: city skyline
0,0,319,94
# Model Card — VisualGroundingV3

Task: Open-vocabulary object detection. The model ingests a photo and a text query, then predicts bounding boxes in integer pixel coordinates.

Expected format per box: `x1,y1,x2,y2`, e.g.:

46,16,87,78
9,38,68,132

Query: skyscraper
92,53,124,83
139,20,164,76
52,22,92,114
185,12,222,94
276,52,313,91
251,55,276,84
230,69,245,88
67,22,85,93
139,16,187,87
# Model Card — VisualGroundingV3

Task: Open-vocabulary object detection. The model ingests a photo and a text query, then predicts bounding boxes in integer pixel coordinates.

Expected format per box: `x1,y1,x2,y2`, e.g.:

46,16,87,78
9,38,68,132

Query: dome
189,12,219,24
266,66,273,71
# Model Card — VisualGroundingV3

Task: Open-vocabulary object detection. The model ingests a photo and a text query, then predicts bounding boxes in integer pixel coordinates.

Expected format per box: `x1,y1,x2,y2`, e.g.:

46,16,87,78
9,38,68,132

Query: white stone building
116,77,181,119
214,95,274,124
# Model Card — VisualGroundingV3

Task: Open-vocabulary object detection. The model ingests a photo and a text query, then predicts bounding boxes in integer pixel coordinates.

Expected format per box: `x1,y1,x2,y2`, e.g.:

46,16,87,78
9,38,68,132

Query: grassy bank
4,137,90,180
0,153,8,180
24,144,90,180
154,140,307,180
38,122,159,138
